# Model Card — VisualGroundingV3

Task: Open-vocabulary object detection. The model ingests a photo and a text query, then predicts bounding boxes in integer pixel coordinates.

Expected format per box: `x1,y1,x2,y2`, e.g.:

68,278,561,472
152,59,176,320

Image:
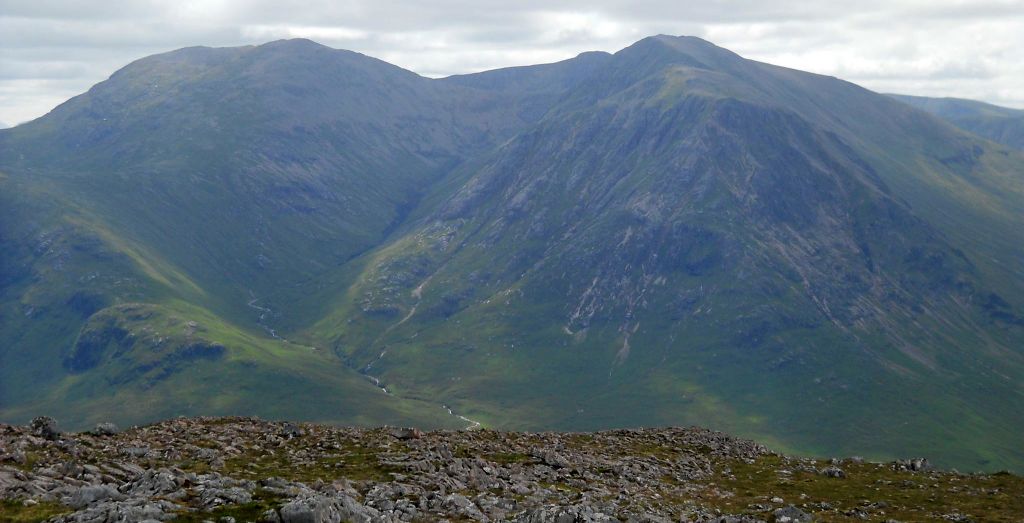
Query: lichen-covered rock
388,427,423,440
0,417,1018,522
92,423,119,436
280,423,305,439
66,484,126,509
277,494,381,523
820,466,846,478
51,498,179,522
29,416,60,440
772,505,813,522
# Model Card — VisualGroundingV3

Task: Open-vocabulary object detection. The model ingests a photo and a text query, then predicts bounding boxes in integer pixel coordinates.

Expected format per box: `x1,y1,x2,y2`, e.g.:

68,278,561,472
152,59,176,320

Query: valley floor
0,417,1021,522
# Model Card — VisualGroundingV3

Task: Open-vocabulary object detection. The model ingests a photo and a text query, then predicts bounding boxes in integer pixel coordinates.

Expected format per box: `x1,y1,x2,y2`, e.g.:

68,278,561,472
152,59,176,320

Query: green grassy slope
0,169,460,430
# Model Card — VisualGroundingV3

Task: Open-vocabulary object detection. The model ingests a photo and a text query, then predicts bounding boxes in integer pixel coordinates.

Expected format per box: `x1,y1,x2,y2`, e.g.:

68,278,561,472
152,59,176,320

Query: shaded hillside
890,94,1024,150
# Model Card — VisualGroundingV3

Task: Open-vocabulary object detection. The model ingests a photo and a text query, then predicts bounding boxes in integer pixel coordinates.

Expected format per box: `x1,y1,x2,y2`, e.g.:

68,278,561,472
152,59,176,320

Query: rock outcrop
1,417,1020,522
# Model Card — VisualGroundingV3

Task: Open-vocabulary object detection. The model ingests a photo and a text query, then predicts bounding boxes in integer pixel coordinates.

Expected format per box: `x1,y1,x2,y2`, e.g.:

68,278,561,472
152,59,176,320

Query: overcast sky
2,0,1023,127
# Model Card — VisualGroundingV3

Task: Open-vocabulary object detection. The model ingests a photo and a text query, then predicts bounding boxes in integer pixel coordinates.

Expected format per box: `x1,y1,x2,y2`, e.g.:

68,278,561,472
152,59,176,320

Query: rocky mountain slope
1,36,1023,472
308,37,1024,470
2,417,1022,523
889,94,1024,150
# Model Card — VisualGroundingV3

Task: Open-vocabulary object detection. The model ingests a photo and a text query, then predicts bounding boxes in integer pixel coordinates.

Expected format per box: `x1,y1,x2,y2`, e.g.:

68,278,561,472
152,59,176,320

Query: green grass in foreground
172,489,285,522
0,500,69,523
705,454,1024,522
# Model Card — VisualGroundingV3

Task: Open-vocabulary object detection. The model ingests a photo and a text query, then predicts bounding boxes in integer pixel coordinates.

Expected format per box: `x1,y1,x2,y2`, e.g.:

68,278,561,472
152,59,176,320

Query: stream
246,291,482,430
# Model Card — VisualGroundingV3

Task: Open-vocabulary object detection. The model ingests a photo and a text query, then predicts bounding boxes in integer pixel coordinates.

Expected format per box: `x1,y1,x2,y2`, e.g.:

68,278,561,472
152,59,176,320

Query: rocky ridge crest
1,417,1020,522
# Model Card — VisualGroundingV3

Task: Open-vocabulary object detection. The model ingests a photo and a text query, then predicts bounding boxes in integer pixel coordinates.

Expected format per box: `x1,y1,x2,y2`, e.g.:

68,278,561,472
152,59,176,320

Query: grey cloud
896,0,1024,20
0,0,169,20
0,59,98,80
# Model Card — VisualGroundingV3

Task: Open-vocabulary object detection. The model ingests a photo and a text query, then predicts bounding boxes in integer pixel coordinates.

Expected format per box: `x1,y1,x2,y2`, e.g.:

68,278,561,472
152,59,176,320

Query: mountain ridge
888,93,1024,150
1,35,1022,472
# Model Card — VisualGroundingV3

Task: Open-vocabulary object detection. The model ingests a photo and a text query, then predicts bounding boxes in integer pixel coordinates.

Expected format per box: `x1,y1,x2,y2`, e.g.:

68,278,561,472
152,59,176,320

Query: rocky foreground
1,417,1021,523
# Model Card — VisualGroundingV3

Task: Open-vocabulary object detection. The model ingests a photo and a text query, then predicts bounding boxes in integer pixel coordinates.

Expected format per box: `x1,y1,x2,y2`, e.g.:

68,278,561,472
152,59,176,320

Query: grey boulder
93,423,119,436
67,485,126,509
29,416,60,440
772,505,814,522
277,495,381,523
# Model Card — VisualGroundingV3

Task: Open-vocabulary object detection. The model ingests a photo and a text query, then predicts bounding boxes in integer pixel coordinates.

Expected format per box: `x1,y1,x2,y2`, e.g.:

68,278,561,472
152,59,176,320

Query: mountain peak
575,50,612,60
648,33,713,45
257,38,332,52
246,37,418,81
620,34,743,69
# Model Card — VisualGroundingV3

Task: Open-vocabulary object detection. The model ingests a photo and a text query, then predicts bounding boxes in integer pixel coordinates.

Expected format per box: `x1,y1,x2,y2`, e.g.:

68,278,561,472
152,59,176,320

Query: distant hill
1,36,1023,472
889,94,1024,150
